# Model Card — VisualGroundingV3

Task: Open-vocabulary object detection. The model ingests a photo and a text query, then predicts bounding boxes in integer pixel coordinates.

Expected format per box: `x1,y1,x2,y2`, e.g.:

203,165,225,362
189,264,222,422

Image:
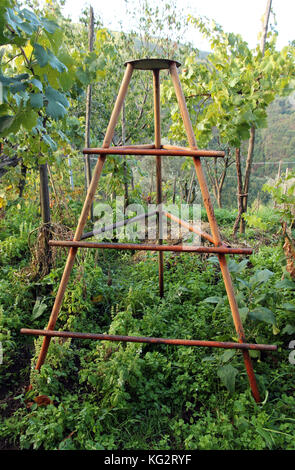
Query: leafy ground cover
0,203,294,450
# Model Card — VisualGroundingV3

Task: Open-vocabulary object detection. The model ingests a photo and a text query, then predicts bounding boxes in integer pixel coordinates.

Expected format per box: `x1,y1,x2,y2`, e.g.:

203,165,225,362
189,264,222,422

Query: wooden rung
20,328,277,351
83,146,225,158
49,240,253,255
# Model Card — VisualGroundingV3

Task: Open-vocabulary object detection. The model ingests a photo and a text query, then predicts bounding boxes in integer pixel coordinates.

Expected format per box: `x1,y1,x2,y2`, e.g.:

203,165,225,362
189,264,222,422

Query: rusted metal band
20,329,277,351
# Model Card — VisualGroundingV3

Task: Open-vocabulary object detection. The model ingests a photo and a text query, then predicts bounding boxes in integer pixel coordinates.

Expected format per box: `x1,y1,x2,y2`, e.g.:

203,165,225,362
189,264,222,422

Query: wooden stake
84,6,94,220
153,69,164,298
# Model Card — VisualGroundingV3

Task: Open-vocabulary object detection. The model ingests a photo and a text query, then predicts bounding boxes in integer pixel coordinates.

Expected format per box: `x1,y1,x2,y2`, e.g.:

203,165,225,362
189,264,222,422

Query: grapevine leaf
30,93,43,108
34,44,48,67
0,115,14,133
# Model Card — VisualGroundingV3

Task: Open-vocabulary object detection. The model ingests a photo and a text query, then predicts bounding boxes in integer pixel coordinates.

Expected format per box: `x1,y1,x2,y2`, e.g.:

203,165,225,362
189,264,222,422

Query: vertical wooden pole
35,64,134,370
39,163,51,226
153,69,164,298
122,101,129,211
39,163,52,274
169,62,261,402
68,156,74,190
84,5,94,221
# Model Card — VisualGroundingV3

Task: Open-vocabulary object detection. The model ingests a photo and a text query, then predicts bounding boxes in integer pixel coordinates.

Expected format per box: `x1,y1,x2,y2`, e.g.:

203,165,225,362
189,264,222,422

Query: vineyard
0,0,295,452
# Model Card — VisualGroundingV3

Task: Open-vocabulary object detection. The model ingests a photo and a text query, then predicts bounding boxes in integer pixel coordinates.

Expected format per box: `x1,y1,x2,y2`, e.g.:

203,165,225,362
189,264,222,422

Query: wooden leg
35,64,134,370
169,62,261,402
153,69,164,298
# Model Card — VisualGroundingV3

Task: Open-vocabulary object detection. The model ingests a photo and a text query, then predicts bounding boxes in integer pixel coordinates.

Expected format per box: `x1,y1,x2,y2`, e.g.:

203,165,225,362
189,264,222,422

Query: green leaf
47,49,67,72
34,43,48,67
249,350,261,359
239,307,249,322
46,100,66,119
22,109,38,130
31,78,43,91
0,115,14,133
281,303,295,312
272,324,280,335
21,8,41,28
282,324,295,335
31,298,47,320
45,85,69,108
0,73,29,85
41,18,58,34
202,355,215,362
228,259,248,274
203,296,222,304
30,93,43,108
59,72,73,91
220,349,236,363
217,364,238,394
42,133,57,150
44,85,69,120
3,111,23,134
249,307,276,326
5,8,23,32
250,269,274,286
256,427,273,450
10,81,28,93
75,68,91,86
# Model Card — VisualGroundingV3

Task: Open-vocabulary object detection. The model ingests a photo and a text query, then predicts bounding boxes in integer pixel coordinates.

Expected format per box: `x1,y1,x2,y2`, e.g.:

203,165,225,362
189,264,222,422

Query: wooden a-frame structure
21,59,277,403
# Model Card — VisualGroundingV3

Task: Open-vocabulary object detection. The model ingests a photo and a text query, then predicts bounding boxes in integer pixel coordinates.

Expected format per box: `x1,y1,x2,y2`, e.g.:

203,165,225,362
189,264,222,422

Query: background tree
235,0,272,234
0,0,107,273
163,14,295,231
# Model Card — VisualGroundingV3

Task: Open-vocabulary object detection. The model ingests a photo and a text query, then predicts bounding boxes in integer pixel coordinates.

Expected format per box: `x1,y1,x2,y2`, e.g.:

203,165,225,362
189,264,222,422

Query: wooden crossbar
82,146,225,158
49,240,253,255
20,329,277,351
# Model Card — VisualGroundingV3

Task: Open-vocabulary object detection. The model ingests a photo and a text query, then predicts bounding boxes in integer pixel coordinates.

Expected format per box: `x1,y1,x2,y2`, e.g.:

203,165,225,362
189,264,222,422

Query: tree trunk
234,0,272,234
18,160,27,198
260,0,272,55
240,126,255,233
172,175,177,204
233,147,243,236
216,187,222,208
186,169,195,204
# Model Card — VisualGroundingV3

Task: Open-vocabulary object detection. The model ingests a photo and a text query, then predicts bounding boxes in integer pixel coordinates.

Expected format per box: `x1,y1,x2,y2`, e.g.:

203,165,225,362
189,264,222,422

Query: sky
60,0,295,51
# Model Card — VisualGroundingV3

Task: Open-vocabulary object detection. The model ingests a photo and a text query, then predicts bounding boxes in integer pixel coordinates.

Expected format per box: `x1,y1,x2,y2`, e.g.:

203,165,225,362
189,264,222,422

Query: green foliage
163,17,295,149
1,227,295,450
201,207,237,225
0,0,107,175
263,170,295,228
